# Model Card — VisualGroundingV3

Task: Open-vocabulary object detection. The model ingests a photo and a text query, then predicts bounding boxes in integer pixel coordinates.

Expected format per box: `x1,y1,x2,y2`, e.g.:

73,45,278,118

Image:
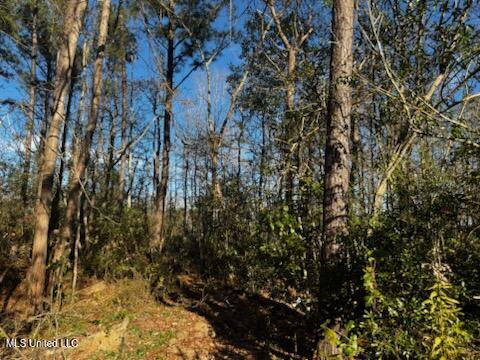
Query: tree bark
38,59,54,163
28,0,87,314
153,115,161,200
117,26,128,209
183,143,188,233
322,0,354,259
50,70,76,233
50,0,111,297
21,4,38,209
316,1,354,355
105,109,116,201
284,47,297,205
152,0,174,253
52,41,90,232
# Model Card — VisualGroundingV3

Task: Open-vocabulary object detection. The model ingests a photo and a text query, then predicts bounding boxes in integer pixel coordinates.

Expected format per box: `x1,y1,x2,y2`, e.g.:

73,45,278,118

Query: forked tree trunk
322,0,354,260
28,0,87,314
50,0,111,297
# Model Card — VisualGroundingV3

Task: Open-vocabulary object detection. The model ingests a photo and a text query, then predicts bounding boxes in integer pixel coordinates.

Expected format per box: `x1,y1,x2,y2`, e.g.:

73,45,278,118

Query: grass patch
31,279,177,360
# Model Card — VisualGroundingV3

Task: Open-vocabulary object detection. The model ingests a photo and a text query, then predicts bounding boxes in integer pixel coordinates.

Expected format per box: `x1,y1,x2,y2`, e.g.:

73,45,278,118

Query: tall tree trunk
126,116,135,209
50,72,76,232
211,140,222,202
38,59,54,164
284,48,297,205
87,116,104,252
236,121,244,193
193,147,198,200
322,0,354,259
105,110,116,202
153,116,161,201
152,1,174,253
316,1,354,356
259,114,266,201
349,114,361,215
117,32,128,209
51,42,89,231
21,4,38,209
183,143,188,234
50,0,111,297
266,2,312,206
127,150,134,208
28,0,87,314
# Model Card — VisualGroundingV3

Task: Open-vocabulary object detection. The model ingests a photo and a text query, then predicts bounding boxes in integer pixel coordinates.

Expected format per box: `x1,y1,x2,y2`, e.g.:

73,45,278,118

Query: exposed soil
159,274,316,359
0,275,315,359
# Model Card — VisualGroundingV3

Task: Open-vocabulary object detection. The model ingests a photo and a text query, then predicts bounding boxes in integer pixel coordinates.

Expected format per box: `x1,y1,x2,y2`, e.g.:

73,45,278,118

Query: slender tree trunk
369,74,445,227
284,48,297,205
71,191,83,301
117,48,128,209
152,1,174,253
51,42,89,231
50,0,111,296
127,125,134,209
72,42,90,155
322,0,354,259
35,59,54,216
153,114,161,201
38,60,54,161
87,117,104,252
28,0,87,314
22,4,38,209
211,140,222,202
193,147,198,200
259,114,266,201
105,110,116,201
372,133,416,218
236,123,243,193
50,72,76,232
349,114,361,215
183,143,188,233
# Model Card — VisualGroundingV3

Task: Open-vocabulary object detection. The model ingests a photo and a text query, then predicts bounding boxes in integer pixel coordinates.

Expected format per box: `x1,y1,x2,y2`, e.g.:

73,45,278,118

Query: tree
28,0,87,313
51,0,112,298
20,1,38,209
322,0,354,260
141,0,228,253
152,0,175,253
265,0,313,205
0,0,19,78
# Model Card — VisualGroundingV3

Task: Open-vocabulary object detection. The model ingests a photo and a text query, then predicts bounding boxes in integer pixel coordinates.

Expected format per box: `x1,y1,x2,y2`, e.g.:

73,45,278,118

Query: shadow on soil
156,275,316,359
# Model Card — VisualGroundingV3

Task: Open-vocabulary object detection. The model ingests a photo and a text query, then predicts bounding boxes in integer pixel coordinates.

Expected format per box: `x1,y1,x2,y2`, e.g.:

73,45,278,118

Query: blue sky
0,0,252,164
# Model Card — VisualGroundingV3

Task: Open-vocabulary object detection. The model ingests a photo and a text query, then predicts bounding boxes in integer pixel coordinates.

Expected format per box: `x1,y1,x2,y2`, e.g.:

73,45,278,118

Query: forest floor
0,275,315,359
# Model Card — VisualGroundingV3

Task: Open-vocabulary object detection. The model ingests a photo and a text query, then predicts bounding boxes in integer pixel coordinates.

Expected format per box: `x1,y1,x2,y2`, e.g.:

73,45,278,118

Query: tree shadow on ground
156,274,316,359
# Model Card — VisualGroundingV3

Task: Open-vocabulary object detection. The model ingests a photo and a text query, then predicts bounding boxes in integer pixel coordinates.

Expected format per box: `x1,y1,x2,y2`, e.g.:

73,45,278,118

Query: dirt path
160,275,315,359
1,276,315,359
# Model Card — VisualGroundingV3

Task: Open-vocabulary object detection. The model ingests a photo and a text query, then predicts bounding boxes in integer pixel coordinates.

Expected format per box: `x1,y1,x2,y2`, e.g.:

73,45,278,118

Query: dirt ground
0,275,314,359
